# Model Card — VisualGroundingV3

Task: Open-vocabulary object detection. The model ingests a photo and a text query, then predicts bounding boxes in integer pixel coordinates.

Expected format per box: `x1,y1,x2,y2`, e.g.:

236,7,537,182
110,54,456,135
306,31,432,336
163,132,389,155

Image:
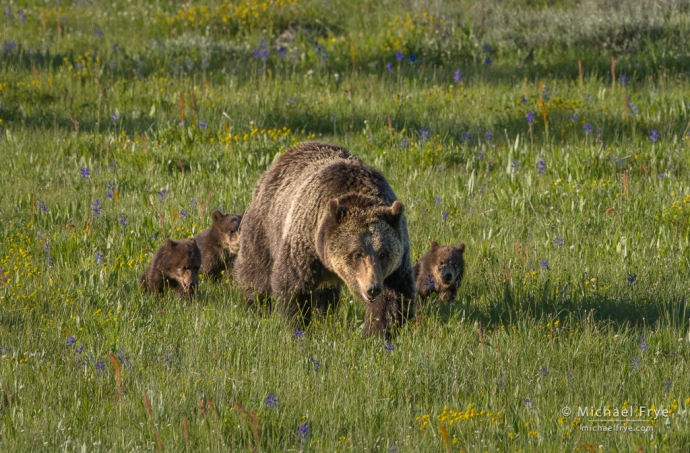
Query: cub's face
164,238,202,295
211,210,243,254
429,242,465,287
325,200,404,303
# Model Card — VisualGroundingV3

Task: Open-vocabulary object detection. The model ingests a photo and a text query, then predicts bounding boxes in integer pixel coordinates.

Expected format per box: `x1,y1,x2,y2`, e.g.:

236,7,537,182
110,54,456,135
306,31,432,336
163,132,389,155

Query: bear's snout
365,282,382,301
442,271,454,284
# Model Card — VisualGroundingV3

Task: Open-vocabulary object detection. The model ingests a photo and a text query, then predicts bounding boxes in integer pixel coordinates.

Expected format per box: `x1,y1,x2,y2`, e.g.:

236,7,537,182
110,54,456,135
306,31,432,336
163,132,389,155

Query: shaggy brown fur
194,209,242,280
234,142,416,337
414,241,465,303
139,238,202,298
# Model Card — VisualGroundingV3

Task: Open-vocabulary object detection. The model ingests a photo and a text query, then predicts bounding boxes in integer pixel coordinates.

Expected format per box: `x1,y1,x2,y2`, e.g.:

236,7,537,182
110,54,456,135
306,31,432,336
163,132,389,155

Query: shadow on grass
425,283,690,331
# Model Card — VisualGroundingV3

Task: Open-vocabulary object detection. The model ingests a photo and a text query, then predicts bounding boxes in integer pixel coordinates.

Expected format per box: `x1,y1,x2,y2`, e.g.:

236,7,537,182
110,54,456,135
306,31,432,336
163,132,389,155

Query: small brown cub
194,209,242,280
414,241,465,303
140,238,202,298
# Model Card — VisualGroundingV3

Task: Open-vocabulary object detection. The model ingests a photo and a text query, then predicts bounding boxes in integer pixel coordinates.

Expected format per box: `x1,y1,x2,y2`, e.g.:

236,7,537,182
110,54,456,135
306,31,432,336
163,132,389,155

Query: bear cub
414,241,465,303
140,238,202,298
194,209,242,280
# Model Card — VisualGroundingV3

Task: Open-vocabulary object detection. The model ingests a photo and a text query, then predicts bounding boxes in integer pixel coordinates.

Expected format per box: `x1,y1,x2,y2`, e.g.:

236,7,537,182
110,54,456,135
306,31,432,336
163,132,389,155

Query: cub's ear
189,238,196,245
457,243,465,253
384,200,404,229
328,199,348,223
431,240,439,250
165,238,175,248
211,209,223,223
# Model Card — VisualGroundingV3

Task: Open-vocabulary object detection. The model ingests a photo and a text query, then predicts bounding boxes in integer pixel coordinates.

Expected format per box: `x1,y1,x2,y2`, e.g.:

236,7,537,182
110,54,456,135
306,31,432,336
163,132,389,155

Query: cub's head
427,241,465,286
211,209,243,254
319,197,405,303
163,238,202,295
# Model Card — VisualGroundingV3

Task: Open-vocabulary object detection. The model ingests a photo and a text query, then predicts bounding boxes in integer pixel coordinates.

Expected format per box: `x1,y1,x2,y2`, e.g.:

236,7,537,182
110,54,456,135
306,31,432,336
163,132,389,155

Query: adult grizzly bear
414,241,465,303
140,238,201,298
234,142,415,337
194,209,243,281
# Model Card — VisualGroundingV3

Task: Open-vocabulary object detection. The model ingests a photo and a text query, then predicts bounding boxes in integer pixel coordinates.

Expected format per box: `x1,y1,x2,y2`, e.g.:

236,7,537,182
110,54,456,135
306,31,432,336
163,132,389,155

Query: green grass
2,0,690,451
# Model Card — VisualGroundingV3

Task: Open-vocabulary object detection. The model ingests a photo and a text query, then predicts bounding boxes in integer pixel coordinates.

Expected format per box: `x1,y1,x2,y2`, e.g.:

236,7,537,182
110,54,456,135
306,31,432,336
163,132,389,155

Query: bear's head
318,197,405,303
163,238,202,294
427,241,465,286
211,209,243,254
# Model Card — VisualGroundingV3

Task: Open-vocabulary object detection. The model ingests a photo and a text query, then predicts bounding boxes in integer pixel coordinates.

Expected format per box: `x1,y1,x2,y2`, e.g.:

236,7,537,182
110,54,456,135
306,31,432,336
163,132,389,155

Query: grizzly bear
414,241,465,303
139,238,202,298
233,142,416,337
194,209,242,281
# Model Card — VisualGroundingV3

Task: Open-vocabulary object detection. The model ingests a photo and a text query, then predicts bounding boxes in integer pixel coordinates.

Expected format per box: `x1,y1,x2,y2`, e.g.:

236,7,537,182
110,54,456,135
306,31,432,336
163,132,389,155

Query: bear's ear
211,209,223,223
457,243,465,253
328,199,348,223
384,201,404,229
189,238,196,245
165,238,175,248
431,240,439,250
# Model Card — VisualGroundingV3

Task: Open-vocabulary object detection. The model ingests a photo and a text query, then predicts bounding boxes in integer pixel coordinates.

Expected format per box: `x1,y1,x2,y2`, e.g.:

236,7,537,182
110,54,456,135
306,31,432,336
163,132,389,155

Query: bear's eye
351,252,364,261
378,251,386,259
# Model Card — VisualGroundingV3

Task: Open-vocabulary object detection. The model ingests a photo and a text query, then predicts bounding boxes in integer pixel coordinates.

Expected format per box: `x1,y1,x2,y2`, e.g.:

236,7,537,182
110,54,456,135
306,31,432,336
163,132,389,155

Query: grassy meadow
2,0,690,451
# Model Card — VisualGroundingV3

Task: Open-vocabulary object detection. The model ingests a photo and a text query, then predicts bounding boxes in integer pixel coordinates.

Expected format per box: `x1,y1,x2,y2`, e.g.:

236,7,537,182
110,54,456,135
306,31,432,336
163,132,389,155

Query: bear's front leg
363,262,416,338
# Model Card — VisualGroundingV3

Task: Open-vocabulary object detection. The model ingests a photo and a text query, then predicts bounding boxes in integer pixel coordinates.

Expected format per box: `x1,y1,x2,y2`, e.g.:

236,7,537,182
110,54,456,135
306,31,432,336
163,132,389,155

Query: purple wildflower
570,114,578,124
395,51,404,61
511,160,521,170
424,273,435,289
94,28,104,38
537,160,546,175
385,341,394,351
418,128,429,139
434,196,442,205
619,75,628,86
553,236,564,247
649,130,660,144
294,330,304,339
482,43,494,53
484,57,492,65
17,9,25,23
521,96,528,103
96,361,105,372
539,366,548,377
640,336,648,352
409,54,416,62
278,46,287,55
157,188,167,201
583,123,592,134
111,112,119,122
66,336,76,347
298,423,310,440
91,199,102,216
484,131,493,141
38,198,48,212
540,260,550,270
454,69,463,83
119,214,129,227
461,132,471,142
526,111,536,125
80,168,91,179
190,198,197,206
0,267,7,284
106,183,115,199
308,357,321,371
632,357,640,370
627,273,637,285
265,394,278,409
180,210,188,220
477,151,485,161
199,121,207,130
663,379,672,392
524,397,531,404
442,212,449,221
96,253,105,265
